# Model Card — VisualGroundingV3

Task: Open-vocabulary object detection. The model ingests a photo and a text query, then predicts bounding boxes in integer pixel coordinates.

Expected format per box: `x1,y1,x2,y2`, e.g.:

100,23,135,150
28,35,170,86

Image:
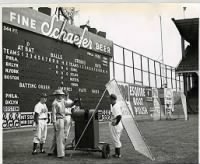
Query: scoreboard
2,8,113,128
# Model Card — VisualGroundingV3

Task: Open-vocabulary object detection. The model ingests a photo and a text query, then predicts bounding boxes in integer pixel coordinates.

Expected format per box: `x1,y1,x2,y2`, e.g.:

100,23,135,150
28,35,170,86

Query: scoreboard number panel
3,23,111,114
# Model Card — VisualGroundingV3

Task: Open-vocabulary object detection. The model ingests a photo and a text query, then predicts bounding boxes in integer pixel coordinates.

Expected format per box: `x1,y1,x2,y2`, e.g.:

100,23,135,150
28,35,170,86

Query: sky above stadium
55,3,200,68
0,3,199,72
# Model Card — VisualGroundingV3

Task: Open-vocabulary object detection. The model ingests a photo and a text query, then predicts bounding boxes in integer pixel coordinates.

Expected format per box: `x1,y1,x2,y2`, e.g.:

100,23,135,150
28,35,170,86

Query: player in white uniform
166,103,172,120
32,93,48,155
109,94,123,158
63,90,74,143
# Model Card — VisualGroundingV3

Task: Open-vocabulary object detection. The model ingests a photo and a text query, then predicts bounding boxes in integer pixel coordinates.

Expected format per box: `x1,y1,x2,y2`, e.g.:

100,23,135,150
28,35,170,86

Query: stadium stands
172,18,199,114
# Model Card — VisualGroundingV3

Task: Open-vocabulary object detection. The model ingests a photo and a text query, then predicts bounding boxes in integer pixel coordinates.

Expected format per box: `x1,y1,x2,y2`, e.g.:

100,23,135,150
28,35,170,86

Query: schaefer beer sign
2,8,113,56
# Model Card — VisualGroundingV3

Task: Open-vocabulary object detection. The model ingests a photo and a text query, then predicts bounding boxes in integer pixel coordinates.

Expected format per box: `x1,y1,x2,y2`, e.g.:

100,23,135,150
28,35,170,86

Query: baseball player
48,89,66,158
63,89,74,143
166,103,172,120
109,94,123,158
32,93,48,155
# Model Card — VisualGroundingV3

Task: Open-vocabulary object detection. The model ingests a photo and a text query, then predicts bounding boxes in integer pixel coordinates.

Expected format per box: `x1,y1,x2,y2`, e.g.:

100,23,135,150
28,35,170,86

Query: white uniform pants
49,119,65,157
166,109,172,119
109,123,123,148
64,115,72,140
33,120,47,144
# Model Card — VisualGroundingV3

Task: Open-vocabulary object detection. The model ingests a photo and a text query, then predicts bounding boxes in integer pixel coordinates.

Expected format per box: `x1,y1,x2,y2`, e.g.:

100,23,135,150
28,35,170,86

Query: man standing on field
63,89,74,143
109,94,123,158
32,93,48,155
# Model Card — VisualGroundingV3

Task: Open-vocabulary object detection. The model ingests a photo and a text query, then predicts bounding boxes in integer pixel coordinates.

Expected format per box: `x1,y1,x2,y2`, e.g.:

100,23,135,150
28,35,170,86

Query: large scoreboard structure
2,8,113,128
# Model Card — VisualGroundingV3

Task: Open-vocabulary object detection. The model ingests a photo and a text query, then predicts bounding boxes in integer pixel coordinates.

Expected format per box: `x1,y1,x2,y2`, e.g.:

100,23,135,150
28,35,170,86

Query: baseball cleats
32,150,38,155
112,154,121,158
40,149,46,153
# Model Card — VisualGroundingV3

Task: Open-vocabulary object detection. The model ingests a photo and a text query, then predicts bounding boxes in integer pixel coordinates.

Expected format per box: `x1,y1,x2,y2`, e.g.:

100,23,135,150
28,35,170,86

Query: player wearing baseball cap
48,89,66,158
109,94,123,158
32,93,48,155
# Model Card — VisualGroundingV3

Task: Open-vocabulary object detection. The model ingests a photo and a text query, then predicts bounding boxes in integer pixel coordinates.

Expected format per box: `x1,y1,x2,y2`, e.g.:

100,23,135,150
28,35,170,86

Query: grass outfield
3,115,198,164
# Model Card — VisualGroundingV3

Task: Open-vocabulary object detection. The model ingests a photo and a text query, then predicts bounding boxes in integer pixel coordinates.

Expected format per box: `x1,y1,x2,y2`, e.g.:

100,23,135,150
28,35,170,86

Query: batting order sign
106,79,155,161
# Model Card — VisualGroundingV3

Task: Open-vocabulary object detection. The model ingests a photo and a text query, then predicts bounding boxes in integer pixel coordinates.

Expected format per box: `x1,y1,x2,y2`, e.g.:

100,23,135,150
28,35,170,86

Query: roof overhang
172,18,199,46
176,70,199,74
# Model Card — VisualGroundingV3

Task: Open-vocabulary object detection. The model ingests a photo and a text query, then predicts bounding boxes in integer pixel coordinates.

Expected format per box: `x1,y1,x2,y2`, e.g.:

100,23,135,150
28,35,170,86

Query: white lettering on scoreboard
3,8,113,55
41,15,93,50
10,11,36,29
95,42,111,54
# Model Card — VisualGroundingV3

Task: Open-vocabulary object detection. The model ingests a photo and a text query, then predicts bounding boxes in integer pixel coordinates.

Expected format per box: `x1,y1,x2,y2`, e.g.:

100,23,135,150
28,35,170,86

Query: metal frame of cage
110,43,184,91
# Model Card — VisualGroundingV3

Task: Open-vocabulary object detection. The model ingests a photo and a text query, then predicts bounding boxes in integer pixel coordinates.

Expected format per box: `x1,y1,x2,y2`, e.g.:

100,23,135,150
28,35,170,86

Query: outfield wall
2,8,186,129
118,82,185,120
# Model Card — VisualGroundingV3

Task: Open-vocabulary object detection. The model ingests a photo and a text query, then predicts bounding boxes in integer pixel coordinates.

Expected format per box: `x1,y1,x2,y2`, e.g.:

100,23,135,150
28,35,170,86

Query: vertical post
179,74,181,91
165,65,167,87
188,74,191,91
123,48,126,83
190,74,193,89
160,89,162,120
154,61,157,88
159,16,165,87
159,16,164,64
141,56,143,86
147,58,150,87
112,61,115,79
160,62,163,88
132,51,135,84
175,71,178,91
113,45,115,79
159,62,163,120
171,67,173,89
183,74,187,96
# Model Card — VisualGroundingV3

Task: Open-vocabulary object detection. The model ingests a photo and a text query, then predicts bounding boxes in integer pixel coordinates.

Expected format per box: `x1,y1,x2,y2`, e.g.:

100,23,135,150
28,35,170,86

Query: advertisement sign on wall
152,88,161,120
129,84,153,116
2,112,53,129
164,88,174,115
2,112,21,128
